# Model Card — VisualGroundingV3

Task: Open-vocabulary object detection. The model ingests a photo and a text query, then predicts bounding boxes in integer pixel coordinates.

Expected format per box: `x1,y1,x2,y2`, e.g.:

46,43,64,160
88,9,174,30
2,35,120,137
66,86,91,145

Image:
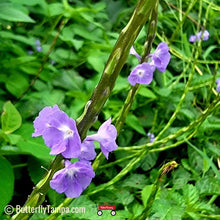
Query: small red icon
96,203,116,216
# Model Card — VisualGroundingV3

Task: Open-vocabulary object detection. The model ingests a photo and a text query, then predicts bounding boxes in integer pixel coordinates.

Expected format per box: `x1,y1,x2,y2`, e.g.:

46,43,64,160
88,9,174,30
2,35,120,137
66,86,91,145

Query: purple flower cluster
147,132,155,143
32,105,118,198
189,30,209,43
128,42,170,86
35,39,42,52
216,79,220,92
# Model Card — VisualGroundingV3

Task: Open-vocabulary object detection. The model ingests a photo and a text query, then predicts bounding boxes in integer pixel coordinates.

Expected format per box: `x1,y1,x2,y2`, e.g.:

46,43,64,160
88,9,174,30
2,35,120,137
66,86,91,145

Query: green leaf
126,114,146,135
183,184,199,206
27,157,51,185
196,176,220,196
138,86,157,99
0,156,14,214
151,199,184,220
6,73,29,98
142,185,154,207
15,123,54,160
140,152,158,171
1,101,22,134
0,3,35,23
122,174,148,189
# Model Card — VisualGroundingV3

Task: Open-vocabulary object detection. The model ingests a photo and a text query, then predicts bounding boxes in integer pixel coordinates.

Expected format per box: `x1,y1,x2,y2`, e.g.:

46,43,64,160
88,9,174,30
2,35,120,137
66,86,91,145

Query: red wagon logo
96,203,116,216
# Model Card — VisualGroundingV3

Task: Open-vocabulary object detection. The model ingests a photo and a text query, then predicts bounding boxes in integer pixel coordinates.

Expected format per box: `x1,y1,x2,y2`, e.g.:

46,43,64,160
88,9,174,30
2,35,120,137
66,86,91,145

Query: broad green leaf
15,123,54,160
48,3,64,16
122,174,148,189
1,101,22,134
138,86,157,99
0,156,14,214
27,157,51,185
142,185,154,207
6,73,29,98
0,3,35,23
126,114,146,135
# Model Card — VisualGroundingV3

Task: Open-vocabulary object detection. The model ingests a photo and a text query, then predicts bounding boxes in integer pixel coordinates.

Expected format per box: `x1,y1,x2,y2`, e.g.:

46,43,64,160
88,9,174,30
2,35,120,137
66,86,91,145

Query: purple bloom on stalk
50,160,95,198
86,118,118,159
189,30,209,42
78,138,97,161
32,105,81,159
129,46,141,61
149,42,171,72
128,63,155,86
216,78,220,92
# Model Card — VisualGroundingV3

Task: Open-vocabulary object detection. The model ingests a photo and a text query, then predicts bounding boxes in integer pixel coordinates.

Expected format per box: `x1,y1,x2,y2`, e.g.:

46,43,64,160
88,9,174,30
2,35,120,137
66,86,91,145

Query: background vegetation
0,0,220,219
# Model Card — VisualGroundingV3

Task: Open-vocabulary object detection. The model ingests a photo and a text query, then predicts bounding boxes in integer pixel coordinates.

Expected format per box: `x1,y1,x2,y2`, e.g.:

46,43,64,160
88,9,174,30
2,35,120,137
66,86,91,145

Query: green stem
76,0,157,139
11,155,64,220
139,161,178,219
14,1,158,220
115,84,140,133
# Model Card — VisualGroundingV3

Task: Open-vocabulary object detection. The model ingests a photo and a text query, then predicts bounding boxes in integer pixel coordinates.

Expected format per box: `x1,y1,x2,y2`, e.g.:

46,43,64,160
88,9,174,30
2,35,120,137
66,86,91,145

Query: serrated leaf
151,199,184,220
126,114,146,135
0,156,14,214
196,176,220,196
1,101,22,134
183,184,199,206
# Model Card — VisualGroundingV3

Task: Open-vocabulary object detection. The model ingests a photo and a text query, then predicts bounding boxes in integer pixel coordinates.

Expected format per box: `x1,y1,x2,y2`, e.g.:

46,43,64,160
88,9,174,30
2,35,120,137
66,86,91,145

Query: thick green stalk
76,0,157,139
11,155,64,220
115,0,158,134
16,1,157,220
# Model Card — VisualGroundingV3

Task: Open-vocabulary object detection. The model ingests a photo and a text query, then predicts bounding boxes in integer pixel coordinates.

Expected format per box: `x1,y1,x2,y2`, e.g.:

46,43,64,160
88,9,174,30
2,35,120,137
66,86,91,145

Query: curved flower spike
50,160,95,198
32,105,81,159
149,42,171,72
86,118,118,159
128,62,155,86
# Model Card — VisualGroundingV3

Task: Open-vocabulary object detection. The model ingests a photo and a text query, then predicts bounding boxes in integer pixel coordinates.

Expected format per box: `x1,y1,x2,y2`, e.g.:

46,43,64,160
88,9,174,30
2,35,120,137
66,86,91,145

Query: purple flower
128,63,155,86
78,138,96,161
50,60,55,65
86,118,118,159
28,50,33,55
32,105,81,159
149,42,171,72
216,78,220,92
50,160,95,198
35,39,42,52
147,132,155,143
189,30,209,43
36,46,42,52
129,46,141,61
35,39,41,46
128,42,170,85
